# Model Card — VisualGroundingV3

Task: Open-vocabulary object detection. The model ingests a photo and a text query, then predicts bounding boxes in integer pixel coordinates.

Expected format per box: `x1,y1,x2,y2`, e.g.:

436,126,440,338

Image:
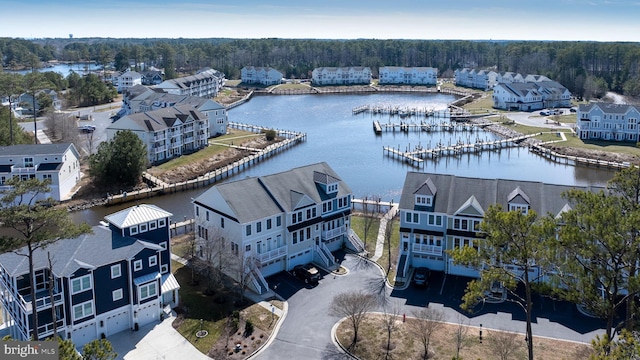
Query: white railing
253,268,269,293
322,225,346,240
37,319,64,338
258,246,287,263
412,243,443,256
315,244,331,267
320,242,335,266
347,229,365,252
11,167,36,174
248,274,262,294
154,145,166,153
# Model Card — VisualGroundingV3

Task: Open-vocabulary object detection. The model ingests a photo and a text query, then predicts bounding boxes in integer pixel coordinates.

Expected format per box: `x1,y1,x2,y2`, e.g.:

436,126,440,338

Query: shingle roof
0,143,74,157
109,104,206,132
579,102,637,115
104,203,173,229
0,226,159,277
400,172,605,218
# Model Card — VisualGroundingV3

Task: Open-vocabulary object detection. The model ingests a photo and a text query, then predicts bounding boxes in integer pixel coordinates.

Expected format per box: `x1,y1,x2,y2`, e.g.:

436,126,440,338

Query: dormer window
415,195,432,206
507,186,530,215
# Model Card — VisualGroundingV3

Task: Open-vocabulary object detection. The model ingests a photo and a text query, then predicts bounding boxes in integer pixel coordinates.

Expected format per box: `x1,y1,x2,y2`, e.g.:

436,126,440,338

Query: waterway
72,92,615,225
8,62,102,78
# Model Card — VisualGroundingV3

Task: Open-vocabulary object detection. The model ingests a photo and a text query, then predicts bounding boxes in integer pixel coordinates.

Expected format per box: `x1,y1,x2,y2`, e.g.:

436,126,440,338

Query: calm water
73,92,615,225
9,63,102,77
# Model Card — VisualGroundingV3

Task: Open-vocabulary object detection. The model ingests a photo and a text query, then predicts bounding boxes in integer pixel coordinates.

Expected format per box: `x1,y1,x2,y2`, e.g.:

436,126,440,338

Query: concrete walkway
369,204,399,262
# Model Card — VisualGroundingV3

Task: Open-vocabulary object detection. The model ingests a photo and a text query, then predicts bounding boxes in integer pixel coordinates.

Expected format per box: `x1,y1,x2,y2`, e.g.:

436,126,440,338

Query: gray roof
0,143,75,157
194,162,352,223
104,203,173,229
579,102,637,115
110,104,206,132
400,172,605,218
0,226,160,277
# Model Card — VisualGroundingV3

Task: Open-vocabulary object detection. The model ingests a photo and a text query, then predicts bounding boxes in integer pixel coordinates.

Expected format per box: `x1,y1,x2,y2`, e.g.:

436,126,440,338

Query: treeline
2,37,640,98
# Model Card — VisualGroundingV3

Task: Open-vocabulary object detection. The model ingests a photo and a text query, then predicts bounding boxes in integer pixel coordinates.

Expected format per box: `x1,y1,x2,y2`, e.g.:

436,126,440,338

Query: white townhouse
500,72,525,83
155,68,225,98
312,66,372,86
121,85,228,137
378,66,438,85
241,66,284,86
106,105,209,164
0,143,81,201
117,70,143,93
192,162,357,295
397,172,604,281
492,81,571,111
454,68,499,90
576,103,640,142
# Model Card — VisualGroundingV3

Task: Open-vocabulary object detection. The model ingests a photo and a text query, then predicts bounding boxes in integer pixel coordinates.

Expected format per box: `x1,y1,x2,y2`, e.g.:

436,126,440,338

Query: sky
1,0,639,42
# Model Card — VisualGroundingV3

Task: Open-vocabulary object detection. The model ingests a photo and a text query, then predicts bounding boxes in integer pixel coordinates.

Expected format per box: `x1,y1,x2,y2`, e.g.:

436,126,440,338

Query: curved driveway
257,253,605,360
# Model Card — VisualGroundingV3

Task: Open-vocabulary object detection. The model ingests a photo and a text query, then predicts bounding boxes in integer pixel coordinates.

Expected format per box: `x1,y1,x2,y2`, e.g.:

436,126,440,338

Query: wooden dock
373,120,495,134
383,133,542,167
529,144,631,170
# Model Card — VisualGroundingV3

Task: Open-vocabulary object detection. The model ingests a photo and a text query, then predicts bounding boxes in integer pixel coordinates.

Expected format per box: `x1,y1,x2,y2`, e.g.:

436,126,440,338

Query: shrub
244,320,254,337
265,129,276,141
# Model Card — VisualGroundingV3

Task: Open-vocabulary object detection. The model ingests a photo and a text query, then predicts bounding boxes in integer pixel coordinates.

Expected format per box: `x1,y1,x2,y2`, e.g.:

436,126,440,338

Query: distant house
141,70,164,86
0,143,80,201
16,89,61,116
576,103,640,142
378,66,438,85
117,71,143,93
106,105,209,164
312,67,372,86
155,68,225,98
241,66,283,86
492,81,571,111
0,204,179,347
122,85,228,137
454,68,499,90
192,162,359,294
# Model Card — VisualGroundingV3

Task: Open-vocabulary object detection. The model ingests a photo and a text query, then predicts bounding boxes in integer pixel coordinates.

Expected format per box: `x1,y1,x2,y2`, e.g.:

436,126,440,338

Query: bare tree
44,110,77,144
411,307,445,359
195,219,236,292
486,330,525,360
329,291,377,348
381,305,401,359
453,314,471,360
384,217,395,276
360,195,378,253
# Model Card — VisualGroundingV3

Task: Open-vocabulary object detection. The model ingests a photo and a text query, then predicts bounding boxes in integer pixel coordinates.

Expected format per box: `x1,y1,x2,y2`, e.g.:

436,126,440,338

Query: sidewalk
369,203,399,262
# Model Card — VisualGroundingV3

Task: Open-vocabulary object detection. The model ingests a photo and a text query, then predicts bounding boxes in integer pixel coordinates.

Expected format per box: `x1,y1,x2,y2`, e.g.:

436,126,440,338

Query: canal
72,92,615,225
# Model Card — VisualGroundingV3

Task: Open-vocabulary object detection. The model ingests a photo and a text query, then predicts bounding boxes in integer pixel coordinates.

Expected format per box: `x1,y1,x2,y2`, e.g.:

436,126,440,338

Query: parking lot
256,253,606,359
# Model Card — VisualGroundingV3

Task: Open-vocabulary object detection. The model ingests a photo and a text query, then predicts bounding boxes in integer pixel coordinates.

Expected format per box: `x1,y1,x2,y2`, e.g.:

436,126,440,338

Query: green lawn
350,215,401,285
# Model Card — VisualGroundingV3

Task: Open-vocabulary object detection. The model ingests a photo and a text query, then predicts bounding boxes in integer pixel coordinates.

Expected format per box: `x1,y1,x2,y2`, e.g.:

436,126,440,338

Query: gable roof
0,143,76,158
104,203,173,229
109,104,205,133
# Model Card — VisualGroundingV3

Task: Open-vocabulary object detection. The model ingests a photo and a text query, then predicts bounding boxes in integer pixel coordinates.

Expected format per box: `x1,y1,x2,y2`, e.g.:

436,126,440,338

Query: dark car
412,267,431,287
78,125,96,133
292,264,321,284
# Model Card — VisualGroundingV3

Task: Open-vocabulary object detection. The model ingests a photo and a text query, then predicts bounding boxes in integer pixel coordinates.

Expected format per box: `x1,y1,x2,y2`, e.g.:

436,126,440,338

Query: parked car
485,281,506,300
570,108,577,113
412,267,431,287
292,263,321,284
539,110,550,116
78,125,96,133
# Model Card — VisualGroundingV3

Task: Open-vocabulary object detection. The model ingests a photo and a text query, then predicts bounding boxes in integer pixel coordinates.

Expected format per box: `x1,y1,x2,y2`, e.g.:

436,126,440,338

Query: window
206,211,209,221
246,224,251,236
158,219,166,227
509,204,529,214
42,174,52,181
256,222,262,233
405,212,419,224
196,206,199,216
276,216,281,227
292,232,298,244
139,223,148,232
416,195,432,206
149,255,157,267
112,288,123,301
160,241,167,250
149,221,157,230
161,264,168,273
111,264,121,279
134,260,143,271
130,226,139,235
139,282,157,301
71,275,92,294
266,218,272,230
221,217,225,228
73,301,93,320
453,218,469,230
245,244,251,252
23,157,34,168
323,201,333,213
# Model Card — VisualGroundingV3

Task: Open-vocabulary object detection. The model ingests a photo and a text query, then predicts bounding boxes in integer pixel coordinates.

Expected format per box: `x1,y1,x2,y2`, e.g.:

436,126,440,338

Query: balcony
322,225,346,240
413,243,443,256
11,167,36,174
154,145,166,153
170,141,182,148
38,319,65,338
258,246,287,263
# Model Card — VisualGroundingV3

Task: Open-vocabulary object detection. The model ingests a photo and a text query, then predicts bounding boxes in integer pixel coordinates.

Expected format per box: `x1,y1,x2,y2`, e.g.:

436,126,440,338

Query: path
370,203,399,262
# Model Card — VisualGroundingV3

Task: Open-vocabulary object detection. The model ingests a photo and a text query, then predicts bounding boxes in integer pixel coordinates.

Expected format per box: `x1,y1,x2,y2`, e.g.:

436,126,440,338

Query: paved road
257,253,605,360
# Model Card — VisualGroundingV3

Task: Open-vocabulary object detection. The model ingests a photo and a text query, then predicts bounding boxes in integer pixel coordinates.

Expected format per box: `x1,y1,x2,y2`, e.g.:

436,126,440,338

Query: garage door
105,310,130,336
287,249,313,270
261,257,286,277
137,302,159,327
72,322,96,348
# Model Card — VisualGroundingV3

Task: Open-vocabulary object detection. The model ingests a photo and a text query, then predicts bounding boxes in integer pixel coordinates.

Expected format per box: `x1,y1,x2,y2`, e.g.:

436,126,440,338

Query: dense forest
2,37,640,98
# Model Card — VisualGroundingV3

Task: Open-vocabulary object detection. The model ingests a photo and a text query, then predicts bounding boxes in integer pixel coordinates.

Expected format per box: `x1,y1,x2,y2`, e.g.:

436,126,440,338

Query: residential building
454,68,500,90
155,68,225,98
0,204,179,347
117,71,143,93
311,67,372,86
241,66,284,86
492,81,571,111
576,103,640,142
141,70,164,86
0,143,80,201
192,162,356,294
397,172,604,280
15,89,62,116
378,66,438,85
106,105,209,164
121,85,228,137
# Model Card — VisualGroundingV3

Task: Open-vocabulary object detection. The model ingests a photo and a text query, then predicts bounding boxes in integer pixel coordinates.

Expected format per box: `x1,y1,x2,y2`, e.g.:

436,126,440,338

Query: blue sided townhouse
0,204,180,347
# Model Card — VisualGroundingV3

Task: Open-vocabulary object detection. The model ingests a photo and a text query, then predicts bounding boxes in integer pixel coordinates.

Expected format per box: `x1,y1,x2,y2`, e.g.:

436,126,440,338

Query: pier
529,144,631,170
372,120,495,134
383,133,542,167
